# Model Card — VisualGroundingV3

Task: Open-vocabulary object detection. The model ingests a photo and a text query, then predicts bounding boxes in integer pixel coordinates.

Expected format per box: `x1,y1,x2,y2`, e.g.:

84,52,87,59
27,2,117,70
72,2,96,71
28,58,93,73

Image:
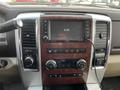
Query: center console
15,13,111,90
40,15,92,85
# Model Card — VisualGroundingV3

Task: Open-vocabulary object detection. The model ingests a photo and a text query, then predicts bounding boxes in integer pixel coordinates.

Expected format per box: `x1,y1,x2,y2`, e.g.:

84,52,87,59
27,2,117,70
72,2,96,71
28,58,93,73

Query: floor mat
0,83,4,90
101,77,120,90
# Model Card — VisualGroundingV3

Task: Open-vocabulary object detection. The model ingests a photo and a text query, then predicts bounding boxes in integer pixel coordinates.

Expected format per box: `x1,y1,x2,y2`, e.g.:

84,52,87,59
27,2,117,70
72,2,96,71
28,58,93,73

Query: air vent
21,19,36,48
95,21,108,48
21,19,38,70
93,21,109,67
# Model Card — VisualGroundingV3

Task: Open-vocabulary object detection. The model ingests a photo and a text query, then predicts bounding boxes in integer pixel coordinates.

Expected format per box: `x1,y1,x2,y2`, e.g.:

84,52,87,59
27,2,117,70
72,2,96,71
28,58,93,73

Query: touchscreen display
50,20,83,41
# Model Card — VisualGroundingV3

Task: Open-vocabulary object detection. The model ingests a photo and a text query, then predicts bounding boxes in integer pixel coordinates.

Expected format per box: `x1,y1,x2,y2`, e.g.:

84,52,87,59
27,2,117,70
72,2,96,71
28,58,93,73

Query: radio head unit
41,15,91,42
40,15,92,85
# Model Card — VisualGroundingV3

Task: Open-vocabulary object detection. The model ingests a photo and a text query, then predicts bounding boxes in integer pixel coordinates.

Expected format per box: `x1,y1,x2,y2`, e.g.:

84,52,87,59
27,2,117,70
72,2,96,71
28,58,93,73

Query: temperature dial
45,60,57,70
76,59,87,70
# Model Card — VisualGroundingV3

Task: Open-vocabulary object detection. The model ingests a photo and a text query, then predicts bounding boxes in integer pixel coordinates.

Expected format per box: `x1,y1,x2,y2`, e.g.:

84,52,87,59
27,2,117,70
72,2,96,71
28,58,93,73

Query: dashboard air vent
93,21,109,67
21,19,36,48
95,21,108,48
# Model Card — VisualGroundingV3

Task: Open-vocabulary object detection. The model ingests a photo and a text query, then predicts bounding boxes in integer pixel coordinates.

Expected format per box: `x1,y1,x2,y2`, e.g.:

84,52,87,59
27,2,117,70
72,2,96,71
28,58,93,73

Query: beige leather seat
105,55,120,77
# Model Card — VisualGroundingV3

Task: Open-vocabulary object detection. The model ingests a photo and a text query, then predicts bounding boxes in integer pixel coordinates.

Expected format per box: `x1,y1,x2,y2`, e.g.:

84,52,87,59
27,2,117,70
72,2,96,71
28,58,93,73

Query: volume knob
24,57,34,68
76,59,87,70
45,60,57,70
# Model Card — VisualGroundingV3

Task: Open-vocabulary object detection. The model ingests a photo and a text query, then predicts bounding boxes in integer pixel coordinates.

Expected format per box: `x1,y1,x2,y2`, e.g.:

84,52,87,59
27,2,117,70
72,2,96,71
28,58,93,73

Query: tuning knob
45,60,57,70
76,59,87,70
24,57,34,68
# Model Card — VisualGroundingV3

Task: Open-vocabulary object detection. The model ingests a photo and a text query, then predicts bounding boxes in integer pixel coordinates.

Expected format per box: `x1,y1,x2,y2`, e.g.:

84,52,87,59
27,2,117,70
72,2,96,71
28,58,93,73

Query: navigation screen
50,20,83,41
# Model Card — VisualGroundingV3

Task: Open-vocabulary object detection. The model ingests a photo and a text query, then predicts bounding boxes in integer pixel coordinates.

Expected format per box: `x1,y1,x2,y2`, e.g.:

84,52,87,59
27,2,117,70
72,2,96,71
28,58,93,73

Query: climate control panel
45,59,87,70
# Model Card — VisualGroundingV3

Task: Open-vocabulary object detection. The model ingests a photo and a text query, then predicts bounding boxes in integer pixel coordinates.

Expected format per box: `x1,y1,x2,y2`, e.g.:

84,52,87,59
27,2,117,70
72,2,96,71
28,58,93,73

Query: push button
53,49,59,53
79,48,86,53
69,48,75,53
75,48,86,53
58,49,64,53
48,49,53,54
64,49,69,53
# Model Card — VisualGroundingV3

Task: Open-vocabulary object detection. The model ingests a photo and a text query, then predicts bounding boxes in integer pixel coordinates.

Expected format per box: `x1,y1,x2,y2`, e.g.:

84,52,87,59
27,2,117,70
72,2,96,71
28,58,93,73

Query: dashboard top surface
0,3,120,20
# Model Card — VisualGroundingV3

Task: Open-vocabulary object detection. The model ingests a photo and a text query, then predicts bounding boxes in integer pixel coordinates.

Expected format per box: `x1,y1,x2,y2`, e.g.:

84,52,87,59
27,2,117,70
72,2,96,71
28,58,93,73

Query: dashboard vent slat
21,19,36,48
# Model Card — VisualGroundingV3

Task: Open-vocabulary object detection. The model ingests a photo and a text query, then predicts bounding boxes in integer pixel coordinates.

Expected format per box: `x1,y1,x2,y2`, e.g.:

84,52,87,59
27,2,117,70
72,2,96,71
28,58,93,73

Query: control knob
43,36,48,40
0,59,8,68
24,57,34,68
45,60,57,70
76,59,87,70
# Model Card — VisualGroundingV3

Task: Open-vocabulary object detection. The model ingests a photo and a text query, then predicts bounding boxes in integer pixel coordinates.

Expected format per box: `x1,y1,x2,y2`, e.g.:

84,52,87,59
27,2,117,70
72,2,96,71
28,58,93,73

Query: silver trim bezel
92,20,111,69
17,15,39,71
15,13,43,88
86,14,112,85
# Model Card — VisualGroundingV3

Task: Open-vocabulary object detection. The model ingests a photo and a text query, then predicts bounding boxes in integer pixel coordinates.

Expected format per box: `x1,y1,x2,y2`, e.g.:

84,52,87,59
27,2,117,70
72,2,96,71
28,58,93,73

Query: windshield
1,0,120,8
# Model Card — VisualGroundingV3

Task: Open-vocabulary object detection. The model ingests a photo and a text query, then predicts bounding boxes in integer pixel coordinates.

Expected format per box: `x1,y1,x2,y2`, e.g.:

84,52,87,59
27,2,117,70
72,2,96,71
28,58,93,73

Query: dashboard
0,5,119,57
11,12,111,90
0,3,119,90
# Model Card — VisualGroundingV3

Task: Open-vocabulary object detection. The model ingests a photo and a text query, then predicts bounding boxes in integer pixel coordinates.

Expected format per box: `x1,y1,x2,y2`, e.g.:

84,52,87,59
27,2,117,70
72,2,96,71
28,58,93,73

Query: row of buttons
84,20,91,39
43,20,48,31
47,48,86,54
42,20,49,41
48,73,81,78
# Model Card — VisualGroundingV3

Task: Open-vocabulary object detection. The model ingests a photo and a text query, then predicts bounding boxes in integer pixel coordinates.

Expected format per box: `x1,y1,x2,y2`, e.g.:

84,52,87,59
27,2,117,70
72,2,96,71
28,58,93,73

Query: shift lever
0,18,23,33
